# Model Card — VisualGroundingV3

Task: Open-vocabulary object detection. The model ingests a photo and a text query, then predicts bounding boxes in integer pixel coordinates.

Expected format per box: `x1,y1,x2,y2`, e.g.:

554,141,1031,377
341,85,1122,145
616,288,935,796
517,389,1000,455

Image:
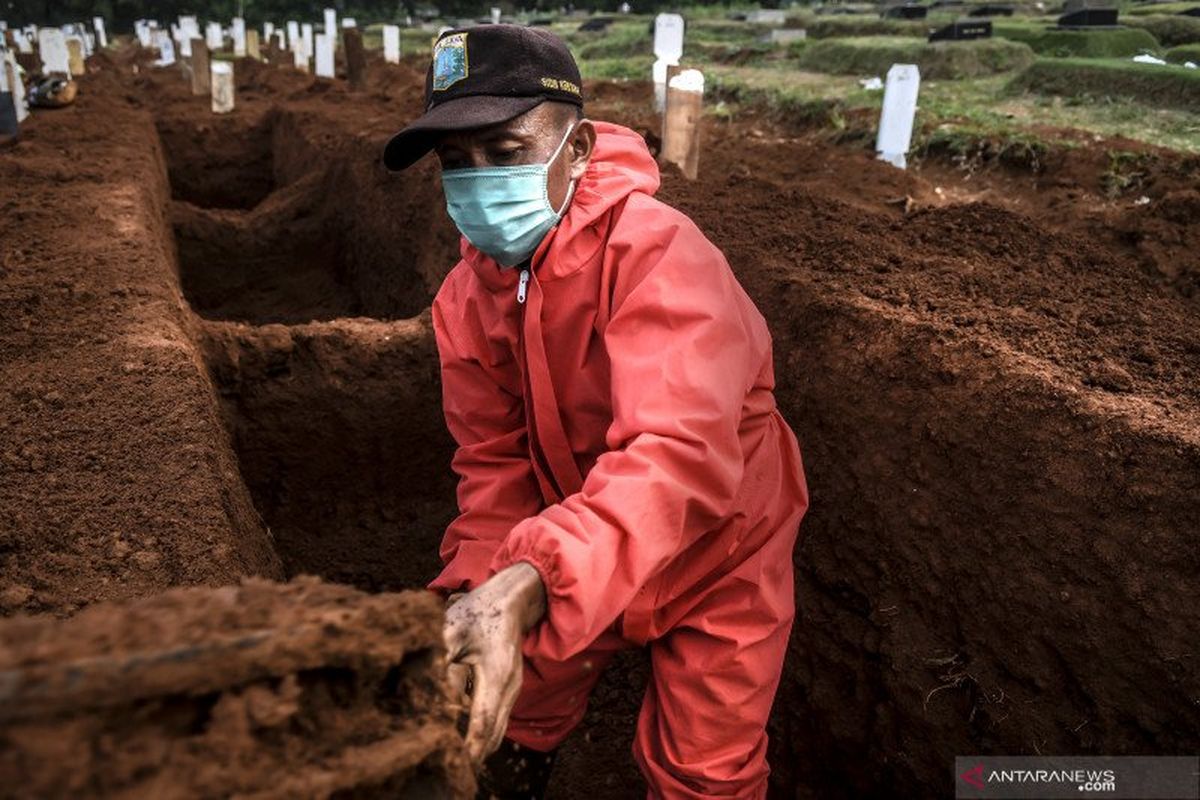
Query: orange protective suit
429,122,808,799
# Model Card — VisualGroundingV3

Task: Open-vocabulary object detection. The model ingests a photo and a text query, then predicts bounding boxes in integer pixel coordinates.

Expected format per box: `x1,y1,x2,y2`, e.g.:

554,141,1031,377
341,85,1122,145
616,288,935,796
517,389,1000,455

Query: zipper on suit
517,268,530,304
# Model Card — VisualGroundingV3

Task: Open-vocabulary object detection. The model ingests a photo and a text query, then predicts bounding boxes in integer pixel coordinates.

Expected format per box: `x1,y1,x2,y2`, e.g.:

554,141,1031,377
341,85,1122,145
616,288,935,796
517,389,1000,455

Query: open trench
148,101,1200,800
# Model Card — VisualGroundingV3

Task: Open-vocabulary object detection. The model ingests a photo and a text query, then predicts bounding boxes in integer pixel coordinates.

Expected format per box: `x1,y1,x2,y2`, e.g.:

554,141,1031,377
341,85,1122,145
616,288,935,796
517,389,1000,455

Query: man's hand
443,562,547,765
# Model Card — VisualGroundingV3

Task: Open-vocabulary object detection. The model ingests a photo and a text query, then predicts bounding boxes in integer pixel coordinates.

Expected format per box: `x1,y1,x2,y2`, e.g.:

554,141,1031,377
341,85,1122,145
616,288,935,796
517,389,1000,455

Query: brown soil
1,47,1197,799
0,577,474,798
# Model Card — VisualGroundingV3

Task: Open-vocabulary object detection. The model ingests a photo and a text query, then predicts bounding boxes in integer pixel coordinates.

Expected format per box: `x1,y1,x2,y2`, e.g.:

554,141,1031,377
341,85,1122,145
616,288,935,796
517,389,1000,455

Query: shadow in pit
159,109,448,325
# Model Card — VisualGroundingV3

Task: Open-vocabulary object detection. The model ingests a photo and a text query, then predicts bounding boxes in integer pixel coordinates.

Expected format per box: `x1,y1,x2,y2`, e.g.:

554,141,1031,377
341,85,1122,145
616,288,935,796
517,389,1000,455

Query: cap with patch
383,25,584,171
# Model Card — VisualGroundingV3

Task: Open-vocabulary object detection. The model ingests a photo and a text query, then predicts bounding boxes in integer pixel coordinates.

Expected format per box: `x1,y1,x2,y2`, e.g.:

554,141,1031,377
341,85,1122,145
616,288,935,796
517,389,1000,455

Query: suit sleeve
488,217,767,660
429,273,544,595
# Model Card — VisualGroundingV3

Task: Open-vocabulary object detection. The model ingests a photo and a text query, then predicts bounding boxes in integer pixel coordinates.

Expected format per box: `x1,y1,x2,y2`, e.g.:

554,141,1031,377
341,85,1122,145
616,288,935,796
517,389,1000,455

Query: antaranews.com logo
954,756,1198,799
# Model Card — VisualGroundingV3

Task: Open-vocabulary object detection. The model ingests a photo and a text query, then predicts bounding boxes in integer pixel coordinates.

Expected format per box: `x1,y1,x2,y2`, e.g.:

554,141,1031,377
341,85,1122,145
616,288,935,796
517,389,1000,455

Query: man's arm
429,273,544,594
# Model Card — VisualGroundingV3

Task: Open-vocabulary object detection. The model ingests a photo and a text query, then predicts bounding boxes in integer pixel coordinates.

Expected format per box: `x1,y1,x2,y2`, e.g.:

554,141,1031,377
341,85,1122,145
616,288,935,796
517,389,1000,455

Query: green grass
993,22,1162,57
787,36,1037,79
1124,14,1200,46
783,13,939,39
1125,2,1200,15
1165,42,1200,61
1011,56,1200,111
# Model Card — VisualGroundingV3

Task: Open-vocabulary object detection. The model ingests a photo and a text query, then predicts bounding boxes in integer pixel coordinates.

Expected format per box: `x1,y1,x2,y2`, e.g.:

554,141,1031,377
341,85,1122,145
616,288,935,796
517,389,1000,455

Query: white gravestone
324,8,337,37
302,23,315,59
383,25,401,63
232,17,246,56
211,60,234,113
264,22,275,43
653,58,669,113
5,48,28,122
13,30,32,53
206,22,222,49
491,7,502,24
654,13,684,63
314,33,335,77
133,21,150,48
155,30,176,65
38,28,70,75
876,63,920,169
286,21,300,51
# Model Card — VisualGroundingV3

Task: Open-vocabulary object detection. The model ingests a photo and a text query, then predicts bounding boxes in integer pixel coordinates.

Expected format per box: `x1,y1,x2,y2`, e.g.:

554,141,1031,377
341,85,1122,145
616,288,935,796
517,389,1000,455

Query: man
383,25,808,800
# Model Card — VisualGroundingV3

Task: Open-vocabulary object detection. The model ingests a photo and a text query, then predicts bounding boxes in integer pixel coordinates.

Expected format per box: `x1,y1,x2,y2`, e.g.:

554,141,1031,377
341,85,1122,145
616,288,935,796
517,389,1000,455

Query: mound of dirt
0,577,474,799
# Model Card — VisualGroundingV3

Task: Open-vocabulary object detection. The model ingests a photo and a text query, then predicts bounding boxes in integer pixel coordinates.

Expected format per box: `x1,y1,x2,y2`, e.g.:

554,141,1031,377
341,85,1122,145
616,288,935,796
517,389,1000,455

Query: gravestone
383,25,401,63
293,40,309,72
264,22,275,42
286,21,300,51
247,30,260,60
12,29,32,53
314,33,334,77
302,24,315,60
191,38,210,95
38,28,70,75
654,13,685,63
324,8,337,36
876,63,920,169
491,7,502,23
232,18,246,57
155,30,176,65
928,19,992,40
661,69,704,180
342,18,357,28
206,22,222,49
344,28,367,89
66,37,84,75
1058,0,1119,27
211,60,234,113
93,17,107,48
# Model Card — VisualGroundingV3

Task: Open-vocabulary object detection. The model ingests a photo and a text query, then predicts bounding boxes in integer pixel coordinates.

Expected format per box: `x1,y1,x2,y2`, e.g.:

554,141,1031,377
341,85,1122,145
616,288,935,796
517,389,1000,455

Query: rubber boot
476,738,558,800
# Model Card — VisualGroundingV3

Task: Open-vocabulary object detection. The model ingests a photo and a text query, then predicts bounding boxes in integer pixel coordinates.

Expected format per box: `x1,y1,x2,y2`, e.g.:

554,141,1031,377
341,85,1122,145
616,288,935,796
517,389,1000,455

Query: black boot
475,738,558,800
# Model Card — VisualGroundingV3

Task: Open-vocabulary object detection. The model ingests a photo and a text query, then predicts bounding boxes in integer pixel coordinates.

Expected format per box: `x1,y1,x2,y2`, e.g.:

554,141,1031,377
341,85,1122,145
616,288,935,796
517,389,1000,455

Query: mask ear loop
547,121,581,218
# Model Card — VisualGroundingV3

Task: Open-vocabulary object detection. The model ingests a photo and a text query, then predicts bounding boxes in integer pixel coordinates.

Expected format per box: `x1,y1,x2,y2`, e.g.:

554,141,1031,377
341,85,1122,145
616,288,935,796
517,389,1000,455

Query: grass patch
1165,42,1200,61
1011,56,1200,111
784,13,939,39
1125,2,1200,15
993,22,1162,57
789,36,1036,79
1124,14,1200,46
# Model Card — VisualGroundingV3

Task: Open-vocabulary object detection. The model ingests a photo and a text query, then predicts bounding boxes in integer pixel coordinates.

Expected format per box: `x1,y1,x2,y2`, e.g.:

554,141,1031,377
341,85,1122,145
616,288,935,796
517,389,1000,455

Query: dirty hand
443,562,546,765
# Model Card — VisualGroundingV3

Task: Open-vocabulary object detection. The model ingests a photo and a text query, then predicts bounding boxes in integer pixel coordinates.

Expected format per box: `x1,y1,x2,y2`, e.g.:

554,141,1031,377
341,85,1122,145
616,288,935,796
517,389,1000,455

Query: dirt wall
0,68,283,617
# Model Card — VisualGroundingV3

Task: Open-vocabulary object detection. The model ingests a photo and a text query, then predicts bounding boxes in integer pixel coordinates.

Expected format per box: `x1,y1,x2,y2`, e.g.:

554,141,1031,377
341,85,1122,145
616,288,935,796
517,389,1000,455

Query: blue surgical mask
441,124,577,268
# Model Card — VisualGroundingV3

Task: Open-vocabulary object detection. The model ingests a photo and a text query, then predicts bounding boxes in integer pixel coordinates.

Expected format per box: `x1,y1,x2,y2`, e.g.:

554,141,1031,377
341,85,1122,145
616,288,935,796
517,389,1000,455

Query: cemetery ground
1,18,1199,800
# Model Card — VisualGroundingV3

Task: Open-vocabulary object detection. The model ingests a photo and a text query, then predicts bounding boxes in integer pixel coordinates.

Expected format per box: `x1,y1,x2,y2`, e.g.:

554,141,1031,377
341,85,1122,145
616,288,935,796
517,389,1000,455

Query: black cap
383,25,584,171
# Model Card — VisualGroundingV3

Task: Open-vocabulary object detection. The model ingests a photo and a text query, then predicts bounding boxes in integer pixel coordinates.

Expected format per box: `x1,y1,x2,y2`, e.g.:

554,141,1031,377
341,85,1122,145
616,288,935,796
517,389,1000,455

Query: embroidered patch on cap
432,32,469,91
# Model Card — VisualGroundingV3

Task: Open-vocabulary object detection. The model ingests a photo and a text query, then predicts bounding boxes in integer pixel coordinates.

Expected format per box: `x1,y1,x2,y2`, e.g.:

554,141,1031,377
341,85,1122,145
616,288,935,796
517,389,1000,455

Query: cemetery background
1,3,1199,799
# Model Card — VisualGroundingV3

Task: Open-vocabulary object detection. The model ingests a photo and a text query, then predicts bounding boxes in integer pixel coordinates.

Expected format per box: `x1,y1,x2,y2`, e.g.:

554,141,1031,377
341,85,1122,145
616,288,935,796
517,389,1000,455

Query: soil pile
0,577,474,799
